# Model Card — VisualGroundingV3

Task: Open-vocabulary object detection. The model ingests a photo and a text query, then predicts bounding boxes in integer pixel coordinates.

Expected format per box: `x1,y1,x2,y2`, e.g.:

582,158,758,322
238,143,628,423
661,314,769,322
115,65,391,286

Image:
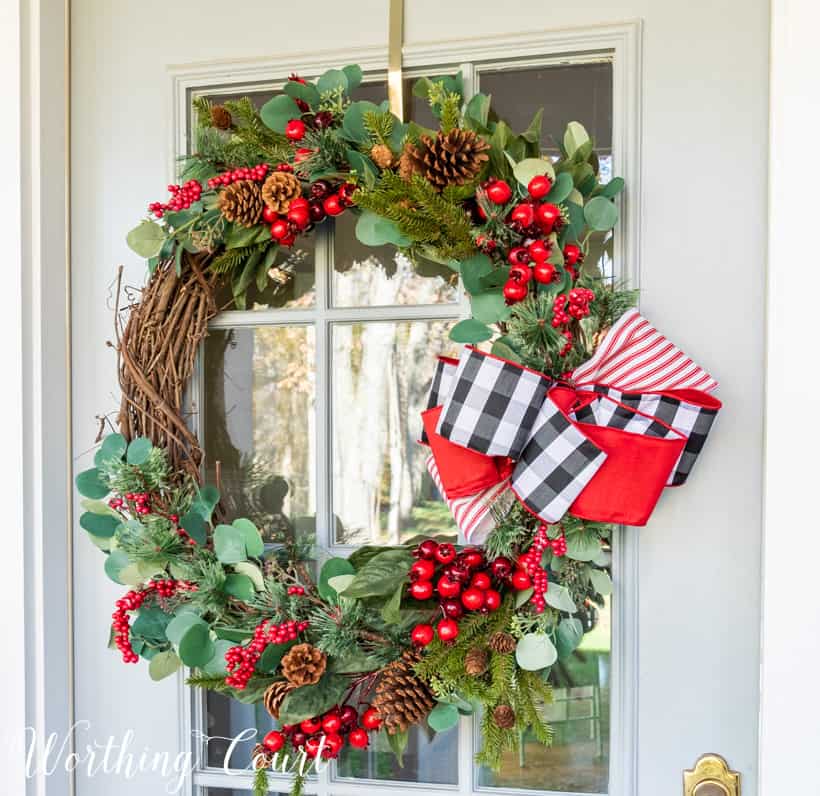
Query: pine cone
465,646,489,676
210,104,233,130
218,180,264,227
493,704,516,729
373,651,436,734
251,743,273,770
281,643,326,686
488,631,517,655
370,143,395,169
263,680,294,719
401,129,490,190
261,172,303,214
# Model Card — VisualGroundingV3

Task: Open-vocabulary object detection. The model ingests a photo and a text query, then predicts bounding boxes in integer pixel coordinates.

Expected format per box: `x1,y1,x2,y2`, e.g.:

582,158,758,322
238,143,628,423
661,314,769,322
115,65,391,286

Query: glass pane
202,326,316,543
478,598,611,793
332,212,458,307
331,320,458,545
335,722,458,785
205,691,278,769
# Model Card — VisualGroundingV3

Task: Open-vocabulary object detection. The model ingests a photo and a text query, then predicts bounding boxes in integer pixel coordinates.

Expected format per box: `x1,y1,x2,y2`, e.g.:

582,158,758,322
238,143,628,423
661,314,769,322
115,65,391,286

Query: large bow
421,311,721,540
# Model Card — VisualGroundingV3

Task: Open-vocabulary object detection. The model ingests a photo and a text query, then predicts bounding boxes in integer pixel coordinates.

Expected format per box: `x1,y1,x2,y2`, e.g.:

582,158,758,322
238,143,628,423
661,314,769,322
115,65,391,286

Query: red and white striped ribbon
425,454,513,544
572,308,718,393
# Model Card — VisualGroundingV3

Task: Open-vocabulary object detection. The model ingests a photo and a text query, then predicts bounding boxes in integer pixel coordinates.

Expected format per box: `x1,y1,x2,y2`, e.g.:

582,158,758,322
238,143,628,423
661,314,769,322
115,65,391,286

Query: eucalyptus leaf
233,517,264,559
513,157,555,187
470,290,512,325
555,618,585,660
565,532,601,562
126,437,153,466
179,510,208,546
75,468,109,500
584,196,619,231
178,622,215,668
546,172,574,204
342,64,363,91
131,606,172,643
355,210,411,247
427,702,460,733
224,573,255,602
165,612,206,647
201,639,233,675
515,586,534,608
316,68,348,95
79,512,120,539
232,561,265,591
257,637,297,673
589,568,613,596
563,122,591,158
97,433,127,463
104,550,131,585
260,94,302,134
459,252,493,295
543,583,576,614
491,340,522,364
600,176,625,198
126,220,166,259
149,650,181,681
515,632,558,671
449,319,492,344
213,525,247,564
283,80,320,108
319,558,356,600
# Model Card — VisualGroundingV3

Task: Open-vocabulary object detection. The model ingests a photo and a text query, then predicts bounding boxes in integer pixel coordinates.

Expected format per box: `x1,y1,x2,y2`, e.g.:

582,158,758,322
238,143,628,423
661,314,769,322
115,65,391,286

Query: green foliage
210,241,270,275
362,110,395,147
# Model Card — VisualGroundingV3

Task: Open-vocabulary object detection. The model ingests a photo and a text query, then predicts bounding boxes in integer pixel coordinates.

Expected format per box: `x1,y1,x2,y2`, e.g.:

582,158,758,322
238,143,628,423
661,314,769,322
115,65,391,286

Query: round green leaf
179,510,208,545
233,517,264,558
76,468,109,499
316,68,348,96
165,612,205,647
470,290,512,325
342,64,363,91
546,172,574,204
319,557,356,600
104,550,131,585
565,532,602,562
283,80,320,108
555,618,585,660
589,568,613,596
126,220,166,259
94,433,127,466
355,210,411,247
232,561,265,591
342,100,382,143
459,253,493,295
513,157,555,187
224,573,255,602
201,640,233,675
583,196,619,231
600,176,625,198
543,583,577,614
515,633,558,671
131,606,172,642
213,524,247,564
563,121,591,157
260,94,302,134
79,512,120,539
178,622,215,667
149,650,181,681
449,319,493,344
427,702,460,733
126,437,153,465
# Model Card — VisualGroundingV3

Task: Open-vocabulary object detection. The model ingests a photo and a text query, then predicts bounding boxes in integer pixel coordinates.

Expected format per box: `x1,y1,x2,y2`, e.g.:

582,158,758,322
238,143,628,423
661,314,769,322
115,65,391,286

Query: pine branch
253,766,269,796
363,110,394,146
210,242,270,275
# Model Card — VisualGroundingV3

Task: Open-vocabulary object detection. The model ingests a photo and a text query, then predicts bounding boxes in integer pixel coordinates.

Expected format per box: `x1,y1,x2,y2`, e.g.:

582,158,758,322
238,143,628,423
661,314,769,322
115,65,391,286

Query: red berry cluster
206,163,270,189
550,288,595,357
270,704,381,760
148,180,203,219
267,180,355,248
287,585,305,596
408,540,514,646
513,524,550,613
225,619,309,689
112,580,197,663
550,533,567,557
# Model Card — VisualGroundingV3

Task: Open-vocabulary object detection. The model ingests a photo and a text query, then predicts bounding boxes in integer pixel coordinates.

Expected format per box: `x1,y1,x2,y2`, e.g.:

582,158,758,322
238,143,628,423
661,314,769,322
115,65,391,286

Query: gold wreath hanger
388,0,405,120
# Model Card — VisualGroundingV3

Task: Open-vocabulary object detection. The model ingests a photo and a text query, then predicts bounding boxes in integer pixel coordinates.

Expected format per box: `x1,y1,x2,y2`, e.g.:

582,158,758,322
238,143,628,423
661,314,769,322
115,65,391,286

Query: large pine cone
401,129,490,190
465,646,489,676
281,643,327,686
261,172,303,214
251,743,273,770
488,631,517,655
373,651,436,734
493,704,516,729
218,180,264,227
263,680,295,719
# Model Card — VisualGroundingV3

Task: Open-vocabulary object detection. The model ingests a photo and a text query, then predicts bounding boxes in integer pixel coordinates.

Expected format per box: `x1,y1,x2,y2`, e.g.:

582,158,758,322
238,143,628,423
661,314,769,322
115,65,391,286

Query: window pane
335,722,458,785
332,212,458,307
331,320,458,545
202,326,316,543
205,692,279,769
477,598,611,794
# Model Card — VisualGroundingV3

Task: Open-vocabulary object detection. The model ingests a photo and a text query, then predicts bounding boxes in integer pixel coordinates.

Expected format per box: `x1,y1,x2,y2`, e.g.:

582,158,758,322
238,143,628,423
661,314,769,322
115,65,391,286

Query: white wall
71,2,769,794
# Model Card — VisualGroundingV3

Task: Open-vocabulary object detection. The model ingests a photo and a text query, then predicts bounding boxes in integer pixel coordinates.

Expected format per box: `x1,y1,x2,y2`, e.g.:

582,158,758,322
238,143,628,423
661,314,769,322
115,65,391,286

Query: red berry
507,246,530,266
416,539,439,560
410,558,436,582
323,194,344,216
461,587,485,611
508,264,532,284
528,240,551,263
291,731,307,748
490,556,513,580
339,705,359,726
348,728,369,749
361,707,382,731
563,243,582,266
503,279,528,303
338,182,357,206
263,730,285,753
285,119,306,141
270,219,289,240
536,203,562,231
409,580,434,601
289,196,309,212
470,572,492,590
287,206,310,229
486,180,513,204
300,717,322,735
323,732,344,757
440,598,464,619
533,262,556,284
511,570,533,590
411,623,435,647
304,737,322,758
484,589,502,611
322,713,342,734
436,576,461,599
437,618,460,642
528,174,552,199
461,549,485,569
510,203,535,227
294,147,313,163
435,543,457,565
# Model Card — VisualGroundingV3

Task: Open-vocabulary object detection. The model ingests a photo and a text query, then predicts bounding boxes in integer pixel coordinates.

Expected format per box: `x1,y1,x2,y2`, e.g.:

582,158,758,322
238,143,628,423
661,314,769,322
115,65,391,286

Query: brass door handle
684,754,740,795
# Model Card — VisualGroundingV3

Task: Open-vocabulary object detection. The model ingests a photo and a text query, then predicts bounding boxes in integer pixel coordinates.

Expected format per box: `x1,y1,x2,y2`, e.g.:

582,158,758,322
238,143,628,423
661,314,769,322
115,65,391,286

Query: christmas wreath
77,65,721,796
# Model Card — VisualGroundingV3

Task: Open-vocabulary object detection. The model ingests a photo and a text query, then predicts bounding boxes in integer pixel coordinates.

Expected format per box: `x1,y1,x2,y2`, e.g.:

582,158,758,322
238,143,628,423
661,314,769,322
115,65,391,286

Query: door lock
684,754,740,796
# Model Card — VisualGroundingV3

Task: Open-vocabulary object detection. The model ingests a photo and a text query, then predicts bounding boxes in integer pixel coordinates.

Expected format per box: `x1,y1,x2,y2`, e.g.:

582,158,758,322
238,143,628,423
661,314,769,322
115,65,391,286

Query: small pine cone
210,104,233,130
492,704,516,729
261,172,303,214
465,646,489,676
373,650,436,735
488,631,517,655
218,180,264,227
281,643,327,686
370,143,395,169
397,150,416,181
250,743,273,770
263,680,294,719
401,129,490,190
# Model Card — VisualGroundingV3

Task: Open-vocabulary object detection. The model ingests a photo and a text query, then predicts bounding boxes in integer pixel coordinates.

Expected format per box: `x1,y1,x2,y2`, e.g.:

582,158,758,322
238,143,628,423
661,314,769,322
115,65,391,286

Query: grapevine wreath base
77,65,721,795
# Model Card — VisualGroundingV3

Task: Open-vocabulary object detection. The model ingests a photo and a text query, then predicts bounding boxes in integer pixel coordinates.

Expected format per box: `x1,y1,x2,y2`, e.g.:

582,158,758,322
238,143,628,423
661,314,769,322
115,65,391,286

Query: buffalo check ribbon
423,313,721,531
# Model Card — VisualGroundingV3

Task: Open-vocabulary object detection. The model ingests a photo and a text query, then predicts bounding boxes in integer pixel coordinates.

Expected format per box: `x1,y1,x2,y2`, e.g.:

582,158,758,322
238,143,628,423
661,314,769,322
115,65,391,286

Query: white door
71,5,767,796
